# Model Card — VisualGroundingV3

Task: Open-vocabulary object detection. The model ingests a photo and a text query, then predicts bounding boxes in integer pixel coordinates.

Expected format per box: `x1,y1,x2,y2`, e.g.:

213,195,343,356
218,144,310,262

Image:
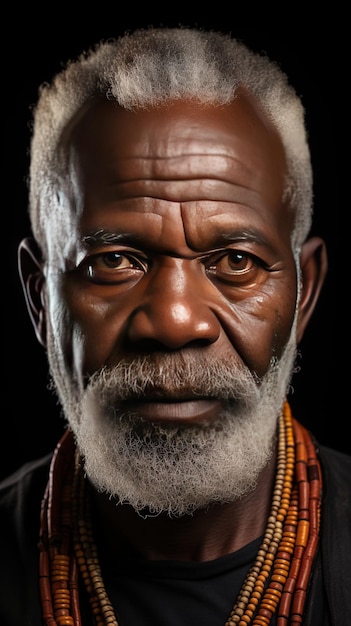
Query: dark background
3,14,347,481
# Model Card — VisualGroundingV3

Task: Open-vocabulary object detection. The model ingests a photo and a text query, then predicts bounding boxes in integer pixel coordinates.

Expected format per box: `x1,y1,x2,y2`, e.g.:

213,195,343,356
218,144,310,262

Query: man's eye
205,251,263,283
81,251,147,283
95,252,136,270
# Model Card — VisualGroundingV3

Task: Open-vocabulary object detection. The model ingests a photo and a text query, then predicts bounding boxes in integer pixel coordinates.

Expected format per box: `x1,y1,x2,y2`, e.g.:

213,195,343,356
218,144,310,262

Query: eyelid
83,242,148,256
203,248,270,269
79,244,272,272
74,247,150,279
80,245,149,264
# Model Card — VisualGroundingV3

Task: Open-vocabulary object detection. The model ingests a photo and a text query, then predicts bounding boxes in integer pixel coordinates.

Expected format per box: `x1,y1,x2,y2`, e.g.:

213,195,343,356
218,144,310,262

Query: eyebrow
82,227,270,252
212,229,270,248
83,229,139,247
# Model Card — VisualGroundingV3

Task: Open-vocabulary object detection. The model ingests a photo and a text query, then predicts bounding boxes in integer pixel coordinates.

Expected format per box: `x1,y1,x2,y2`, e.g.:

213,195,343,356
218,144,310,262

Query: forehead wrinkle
103,179,262,206
117,152,252,184
179,202,273,251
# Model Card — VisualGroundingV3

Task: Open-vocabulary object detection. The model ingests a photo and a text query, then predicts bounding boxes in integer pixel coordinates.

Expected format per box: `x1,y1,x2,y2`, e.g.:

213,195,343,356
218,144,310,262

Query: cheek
62,286,128,376
221,288,297,378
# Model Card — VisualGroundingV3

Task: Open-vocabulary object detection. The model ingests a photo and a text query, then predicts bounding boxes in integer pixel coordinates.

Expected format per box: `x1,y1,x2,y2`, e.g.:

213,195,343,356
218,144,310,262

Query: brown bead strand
225,403,293,626
72,453,119,625
287,420,322,626
251,404,297,626
39,430,81,626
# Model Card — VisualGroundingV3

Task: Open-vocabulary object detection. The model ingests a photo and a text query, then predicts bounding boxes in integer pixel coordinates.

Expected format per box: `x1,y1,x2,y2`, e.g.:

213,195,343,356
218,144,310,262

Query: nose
127,259,221,349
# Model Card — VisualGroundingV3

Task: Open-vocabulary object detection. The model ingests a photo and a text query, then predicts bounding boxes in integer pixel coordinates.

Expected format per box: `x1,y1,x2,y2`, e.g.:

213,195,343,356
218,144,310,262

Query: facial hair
46,320,298,517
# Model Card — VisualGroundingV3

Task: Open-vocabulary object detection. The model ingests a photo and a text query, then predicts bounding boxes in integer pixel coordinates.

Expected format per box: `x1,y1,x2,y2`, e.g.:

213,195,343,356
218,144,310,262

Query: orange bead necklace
38,401,322,625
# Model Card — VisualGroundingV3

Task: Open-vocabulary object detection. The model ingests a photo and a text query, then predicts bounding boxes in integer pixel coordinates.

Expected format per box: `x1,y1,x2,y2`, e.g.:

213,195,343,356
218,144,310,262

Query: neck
89,448,277,563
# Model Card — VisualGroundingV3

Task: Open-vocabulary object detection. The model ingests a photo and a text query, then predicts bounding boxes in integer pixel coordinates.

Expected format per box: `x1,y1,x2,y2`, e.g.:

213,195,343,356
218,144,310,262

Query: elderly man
1,27,350,626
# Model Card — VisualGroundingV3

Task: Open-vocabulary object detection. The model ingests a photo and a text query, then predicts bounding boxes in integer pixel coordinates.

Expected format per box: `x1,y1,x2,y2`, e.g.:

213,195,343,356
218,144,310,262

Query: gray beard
47,326,298,517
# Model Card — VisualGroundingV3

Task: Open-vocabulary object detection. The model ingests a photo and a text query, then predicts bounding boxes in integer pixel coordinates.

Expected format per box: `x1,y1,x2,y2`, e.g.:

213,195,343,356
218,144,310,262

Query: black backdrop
3,14,347,481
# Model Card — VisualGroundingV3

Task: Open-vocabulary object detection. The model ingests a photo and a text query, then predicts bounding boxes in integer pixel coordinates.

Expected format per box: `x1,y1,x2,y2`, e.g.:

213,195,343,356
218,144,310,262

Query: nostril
123,336,213,354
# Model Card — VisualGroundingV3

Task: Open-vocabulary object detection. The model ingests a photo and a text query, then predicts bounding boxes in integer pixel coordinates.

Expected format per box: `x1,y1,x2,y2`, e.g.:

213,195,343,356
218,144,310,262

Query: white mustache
86,353,262,404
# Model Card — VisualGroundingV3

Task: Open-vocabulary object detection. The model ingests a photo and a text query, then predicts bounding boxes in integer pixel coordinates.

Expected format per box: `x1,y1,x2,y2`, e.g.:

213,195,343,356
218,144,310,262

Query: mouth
118,397,226,424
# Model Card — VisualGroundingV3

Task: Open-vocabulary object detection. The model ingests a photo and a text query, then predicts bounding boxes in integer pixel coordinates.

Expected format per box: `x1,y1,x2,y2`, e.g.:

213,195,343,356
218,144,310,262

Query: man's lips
119,398,225,424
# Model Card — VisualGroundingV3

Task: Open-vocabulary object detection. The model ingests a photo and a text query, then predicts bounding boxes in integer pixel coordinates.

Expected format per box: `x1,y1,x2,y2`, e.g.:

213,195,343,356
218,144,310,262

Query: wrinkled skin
19,93,327,560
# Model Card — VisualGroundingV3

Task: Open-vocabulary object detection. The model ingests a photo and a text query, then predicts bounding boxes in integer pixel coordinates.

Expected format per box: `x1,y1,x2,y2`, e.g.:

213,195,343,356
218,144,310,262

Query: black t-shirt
0,443,350,625
101,536,273,625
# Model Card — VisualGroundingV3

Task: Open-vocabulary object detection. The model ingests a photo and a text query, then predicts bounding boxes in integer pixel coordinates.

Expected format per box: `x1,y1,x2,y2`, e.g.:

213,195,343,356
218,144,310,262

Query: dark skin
19,91,327,562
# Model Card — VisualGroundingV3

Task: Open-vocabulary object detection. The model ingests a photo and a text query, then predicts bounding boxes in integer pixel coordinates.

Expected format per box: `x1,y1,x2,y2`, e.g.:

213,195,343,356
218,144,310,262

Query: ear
18,237,47,347
296,236,328,344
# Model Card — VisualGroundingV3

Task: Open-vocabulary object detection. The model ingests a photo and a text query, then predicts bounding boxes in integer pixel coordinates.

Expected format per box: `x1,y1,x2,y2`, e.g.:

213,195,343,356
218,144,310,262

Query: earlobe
18,237,47,347
296,236,328,344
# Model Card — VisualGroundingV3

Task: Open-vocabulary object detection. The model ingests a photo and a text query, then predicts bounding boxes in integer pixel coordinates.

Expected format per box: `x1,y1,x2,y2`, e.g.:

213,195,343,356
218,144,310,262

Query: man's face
43,93,299,514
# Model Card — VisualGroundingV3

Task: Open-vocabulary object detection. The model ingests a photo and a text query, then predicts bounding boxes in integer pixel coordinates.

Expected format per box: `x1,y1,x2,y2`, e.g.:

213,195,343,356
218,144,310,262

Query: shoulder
317,443,351,532
0,453,52,510
0,452,52,547
0,454,52,625
317,443,351,616
0,453,52,548
318,443,351,491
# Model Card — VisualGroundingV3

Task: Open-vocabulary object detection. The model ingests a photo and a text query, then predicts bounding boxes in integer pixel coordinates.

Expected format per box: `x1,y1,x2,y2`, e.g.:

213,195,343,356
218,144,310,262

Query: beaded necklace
38,400,322,625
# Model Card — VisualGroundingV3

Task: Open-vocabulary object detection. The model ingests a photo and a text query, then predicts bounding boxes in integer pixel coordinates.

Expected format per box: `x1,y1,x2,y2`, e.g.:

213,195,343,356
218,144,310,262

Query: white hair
28,27,313,262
